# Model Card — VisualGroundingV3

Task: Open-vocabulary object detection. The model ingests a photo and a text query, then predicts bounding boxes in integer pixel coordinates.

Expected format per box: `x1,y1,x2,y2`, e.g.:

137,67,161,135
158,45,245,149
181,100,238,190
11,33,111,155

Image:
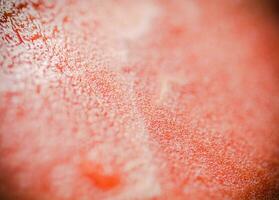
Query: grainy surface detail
0,0,279,200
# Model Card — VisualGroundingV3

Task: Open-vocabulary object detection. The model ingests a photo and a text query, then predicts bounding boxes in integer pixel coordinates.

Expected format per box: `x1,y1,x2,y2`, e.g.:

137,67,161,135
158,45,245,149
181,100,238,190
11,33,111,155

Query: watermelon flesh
0,0,279,199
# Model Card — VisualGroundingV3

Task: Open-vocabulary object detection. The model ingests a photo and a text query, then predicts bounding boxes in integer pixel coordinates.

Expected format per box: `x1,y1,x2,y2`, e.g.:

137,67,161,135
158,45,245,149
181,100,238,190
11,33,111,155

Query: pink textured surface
0,1,279,199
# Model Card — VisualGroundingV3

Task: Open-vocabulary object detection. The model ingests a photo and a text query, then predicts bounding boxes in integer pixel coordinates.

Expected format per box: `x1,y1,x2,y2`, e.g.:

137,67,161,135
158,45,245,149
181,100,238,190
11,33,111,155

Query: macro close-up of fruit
0,0,279,199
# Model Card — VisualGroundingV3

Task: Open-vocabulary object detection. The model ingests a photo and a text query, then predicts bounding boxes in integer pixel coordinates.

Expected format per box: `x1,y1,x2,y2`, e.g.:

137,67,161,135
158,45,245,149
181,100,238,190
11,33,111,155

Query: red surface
0,0,279,199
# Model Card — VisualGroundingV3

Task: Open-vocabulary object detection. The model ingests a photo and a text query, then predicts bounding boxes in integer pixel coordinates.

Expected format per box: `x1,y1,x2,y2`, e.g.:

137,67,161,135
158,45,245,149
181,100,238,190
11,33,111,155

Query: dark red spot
32,33,41,41
31,0,43,10
16,2,28,10
63,16,69,23
55,64,63,73
52,26,59,36
80,161,121,190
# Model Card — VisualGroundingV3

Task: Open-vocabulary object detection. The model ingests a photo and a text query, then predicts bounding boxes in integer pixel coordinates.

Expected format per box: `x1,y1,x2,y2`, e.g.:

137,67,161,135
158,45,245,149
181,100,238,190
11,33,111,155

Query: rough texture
0,0,279,200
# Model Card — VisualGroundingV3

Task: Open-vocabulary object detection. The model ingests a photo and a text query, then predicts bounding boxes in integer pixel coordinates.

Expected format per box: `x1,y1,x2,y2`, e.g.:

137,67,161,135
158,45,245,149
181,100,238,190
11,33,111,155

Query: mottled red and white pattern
0,0,279,199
